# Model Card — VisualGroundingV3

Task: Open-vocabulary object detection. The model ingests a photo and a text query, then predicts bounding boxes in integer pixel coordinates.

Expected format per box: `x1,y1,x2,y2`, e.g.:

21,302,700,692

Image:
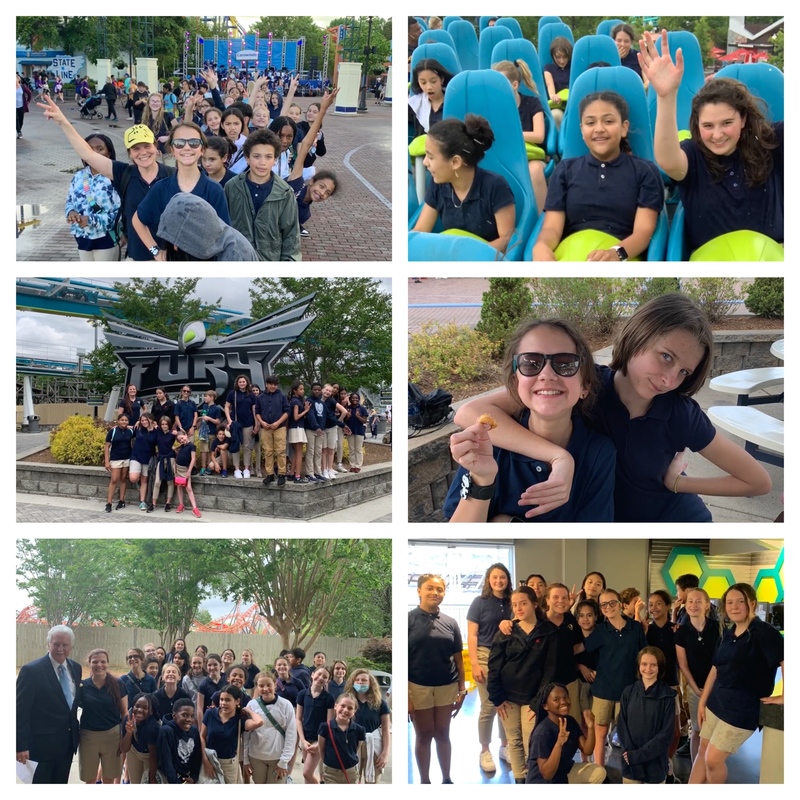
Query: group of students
445,292,772,523
409,21,783,260
38,64,339,261
104,378,371,514
67,638,389,784
409,568,784,784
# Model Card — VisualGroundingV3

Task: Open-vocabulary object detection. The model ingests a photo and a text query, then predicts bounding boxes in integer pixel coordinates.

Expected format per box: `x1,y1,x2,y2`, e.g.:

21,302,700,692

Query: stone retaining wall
710,330,783,377
17,462,392,519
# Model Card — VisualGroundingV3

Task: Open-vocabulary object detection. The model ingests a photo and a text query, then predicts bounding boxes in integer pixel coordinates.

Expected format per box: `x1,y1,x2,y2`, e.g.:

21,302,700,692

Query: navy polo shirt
131,428,157,463
245,174,274,215
408,606,462,686
175,399,197,431
619,48,643,77
118,399,144,426
288,397,306,429
583,617,647,701
467,594,512,648
197,676,224,712
120,671,157,706
677,122,784,252
202,708,241,758
552,613,582,684
353,698,390,734
79,676,124,731
545,153,663,240
674,618,721,689
106,426,134,461
226,390,256,427
297,688,335,740
124,713,161,753
323,396,344,429
175,443,196,468
154,686,192,720
425,166,515,242
588,365,715,522
518,94,545,133
646,621,679,686
347,404,367,437
257,389,290,426
526,715,582,783
543,62,570,93
287,175,312,225
318,720,366,769
707,617,784,730
151,399,175,427
136,172,231,251
111,161,175,261
156,430,177,457
443,411,615,522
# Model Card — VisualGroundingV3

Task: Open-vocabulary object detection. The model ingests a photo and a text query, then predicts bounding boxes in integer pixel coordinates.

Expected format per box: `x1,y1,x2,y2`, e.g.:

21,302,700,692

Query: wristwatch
149,245,160,258
459,472,496,501
612,245,628,261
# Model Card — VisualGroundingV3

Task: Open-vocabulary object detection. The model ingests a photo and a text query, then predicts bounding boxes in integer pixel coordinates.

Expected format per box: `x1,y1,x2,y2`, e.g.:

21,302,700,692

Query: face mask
354,684,369,693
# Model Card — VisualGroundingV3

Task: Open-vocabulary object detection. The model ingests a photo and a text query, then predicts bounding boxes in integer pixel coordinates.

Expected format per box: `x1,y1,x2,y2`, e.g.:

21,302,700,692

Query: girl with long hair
344,669,391,783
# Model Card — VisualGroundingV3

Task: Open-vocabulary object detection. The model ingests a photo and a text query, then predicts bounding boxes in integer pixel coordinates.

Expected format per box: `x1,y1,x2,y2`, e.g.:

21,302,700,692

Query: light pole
357,16,374,112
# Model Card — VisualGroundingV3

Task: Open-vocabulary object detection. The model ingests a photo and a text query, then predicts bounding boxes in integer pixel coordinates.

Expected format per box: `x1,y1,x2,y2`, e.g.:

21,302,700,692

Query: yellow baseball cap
124,124,155,149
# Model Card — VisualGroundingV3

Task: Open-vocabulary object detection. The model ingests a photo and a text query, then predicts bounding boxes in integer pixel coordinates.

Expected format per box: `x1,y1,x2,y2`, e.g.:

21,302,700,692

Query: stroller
408,382,454,438
79,94,104,119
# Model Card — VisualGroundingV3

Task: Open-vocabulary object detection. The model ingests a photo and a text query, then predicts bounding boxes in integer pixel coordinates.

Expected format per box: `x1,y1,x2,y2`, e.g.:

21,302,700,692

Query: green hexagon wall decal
661,547,708,595
754,547,784,603
700,570,736,600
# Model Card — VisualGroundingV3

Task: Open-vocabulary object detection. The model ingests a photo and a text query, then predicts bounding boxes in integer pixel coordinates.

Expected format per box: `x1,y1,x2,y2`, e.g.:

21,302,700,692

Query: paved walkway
16,99,391,261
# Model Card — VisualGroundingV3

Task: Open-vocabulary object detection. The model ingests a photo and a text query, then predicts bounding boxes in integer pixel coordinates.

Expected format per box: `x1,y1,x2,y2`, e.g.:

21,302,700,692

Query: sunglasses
172,138,203,149
512,352,581,377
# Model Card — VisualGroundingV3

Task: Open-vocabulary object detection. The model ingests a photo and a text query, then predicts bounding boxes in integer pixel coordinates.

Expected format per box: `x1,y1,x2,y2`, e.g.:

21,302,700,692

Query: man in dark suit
16,625,81,783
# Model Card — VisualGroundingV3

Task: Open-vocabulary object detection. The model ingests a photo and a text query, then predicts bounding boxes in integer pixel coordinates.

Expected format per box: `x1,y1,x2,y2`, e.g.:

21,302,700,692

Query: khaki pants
322,764,358,784
260,426,287,475
570,762,607,783
218,756,240,784
346,434,364,468
499,701,535,780
305,430,324,476
623,777,665,784
249,756,283,784
475,647,503,745
336,426,344,463
125,748,151,784
78,245,120,261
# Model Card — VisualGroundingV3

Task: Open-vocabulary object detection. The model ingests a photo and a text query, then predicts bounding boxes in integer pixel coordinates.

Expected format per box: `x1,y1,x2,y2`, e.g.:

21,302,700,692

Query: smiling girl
413,114,516,252
133,122,230,261
446,318,615,522
154,664,192,721
120,693,161,784
533,91,663,261
182,654,207,702
141,91,177,154
196,654,224,719
317,694,366,784
641,29,783,255
244,672,297,783
296,666,335,783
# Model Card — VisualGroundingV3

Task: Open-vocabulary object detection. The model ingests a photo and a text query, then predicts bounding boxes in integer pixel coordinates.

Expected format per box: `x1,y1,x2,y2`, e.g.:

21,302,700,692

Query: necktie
58,663,73,708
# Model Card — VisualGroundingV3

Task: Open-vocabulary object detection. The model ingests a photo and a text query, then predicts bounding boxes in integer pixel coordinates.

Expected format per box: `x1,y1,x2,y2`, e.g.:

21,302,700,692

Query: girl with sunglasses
132,122,230,262
445,317,615,522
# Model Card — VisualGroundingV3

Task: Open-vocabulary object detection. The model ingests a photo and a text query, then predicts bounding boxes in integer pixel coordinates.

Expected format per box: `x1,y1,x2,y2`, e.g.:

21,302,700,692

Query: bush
682,278,740,323
49,415,107,466
636,277,681,304
475,278,533,357
530,278,636,336
354,637,392,672
408,323,497,386
744,278,783,319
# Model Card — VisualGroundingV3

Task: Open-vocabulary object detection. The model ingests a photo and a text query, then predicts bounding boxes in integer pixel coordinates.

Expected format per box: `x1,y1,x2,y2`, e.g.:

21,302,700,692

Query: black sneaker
277,475,286,486
147,503,155,513
164,503,172,512
676,738,691,757
104,503,112,513
300,227,310,237
263,474,275,484
116,501,126,510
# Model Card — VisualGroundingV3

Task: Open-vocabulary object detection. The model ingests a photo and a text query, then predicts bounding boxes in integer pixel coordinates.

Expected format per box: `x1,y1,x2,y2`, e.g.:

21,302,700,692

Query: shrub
408,323,496,386
49,415,107,466
636,277,681,304
682,278,740,323
475,278,533,357
744,278,783,319
353,637,392,672
530,278,636,336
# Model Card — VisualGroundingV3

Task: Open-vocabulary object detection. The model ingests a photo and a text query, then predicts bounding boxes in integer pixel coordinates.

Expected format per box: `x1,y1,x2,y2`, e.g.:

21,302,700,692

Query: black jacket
487,617,558,711
16,655,81,760
617,679,677,783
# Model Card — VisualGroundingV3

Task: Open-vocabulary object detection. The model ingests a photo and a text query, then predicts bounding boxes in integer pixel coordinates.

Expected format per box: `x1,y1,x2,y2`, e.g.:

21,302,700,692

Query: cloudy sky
16,277,392,356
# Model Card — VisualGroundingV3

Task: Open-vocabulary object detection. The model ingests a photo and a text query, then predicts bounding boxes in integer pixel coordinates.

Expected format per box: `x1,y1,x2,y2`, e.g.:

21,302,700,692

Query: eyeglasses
172,138,203,149
513,352,581,377
599,600,619,609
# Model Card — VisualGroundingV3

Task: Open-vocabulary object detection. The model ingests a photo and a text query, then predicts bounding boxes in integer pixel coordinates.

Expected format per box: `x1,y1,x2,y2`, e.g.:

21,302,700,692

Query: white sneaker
480,750,497,772
243,469,251,479
499,745,510,764
336,463,347,473
326,469,336,479
234,469,243,479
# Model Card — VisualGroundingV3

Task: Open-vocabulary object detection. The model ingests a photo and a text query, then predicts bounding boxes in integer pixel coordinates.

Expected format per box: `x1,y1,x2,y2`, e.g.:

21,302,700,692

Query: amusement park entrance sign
105,294,315,397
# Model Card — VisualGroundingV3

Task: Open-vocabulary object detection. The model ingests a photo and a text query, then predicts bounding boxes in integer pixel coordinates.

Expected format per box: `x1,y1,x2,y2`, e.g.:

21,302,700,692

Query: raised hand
37,93,67,126
638,29,684,98
582,708,595,729
320,86,340,111
201,66,218,91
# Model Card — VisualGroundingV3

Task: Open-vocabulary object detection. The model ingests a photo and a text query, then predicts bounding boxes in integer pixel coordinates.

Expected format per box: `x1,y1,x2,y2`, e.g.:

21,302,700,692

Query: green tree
475,278,533,358
16,16,61,50
249,17,325,75
322,538,392,638
769,30,783,71
692,17,714,67
249,278,391,391
195,608,213,626
330,17,392,71
16,539,122,626
117,540,218,646
217,539,381,650
85,339,126,396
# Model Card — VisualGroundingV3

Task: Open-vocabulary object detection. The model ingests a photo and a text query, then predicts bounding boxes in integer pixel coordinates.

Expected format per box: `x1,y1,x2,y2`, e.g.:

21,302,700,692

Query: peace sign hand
37,93,67,126
556,715,570,746
638,29,684,98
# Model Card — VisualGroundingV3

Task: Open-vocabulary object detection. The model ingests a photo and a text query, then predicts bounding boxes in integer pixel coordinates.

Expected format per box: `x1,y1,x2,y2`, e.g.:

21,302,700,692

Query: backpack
408,382,453,429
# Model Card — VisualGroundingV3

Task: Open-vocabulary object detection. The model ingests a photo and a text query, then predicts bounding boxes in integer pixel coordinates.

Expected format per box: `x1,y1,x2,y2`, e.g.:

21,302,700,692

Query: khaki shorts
109,459,130,469
79,727,122,781
699,707,754,754
592,696,621,726
129,459,149,477
198,438,211,453
323,427,338,449
287,427,308,444
175,464,191,478
322,764,358,784
409,680,458,711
